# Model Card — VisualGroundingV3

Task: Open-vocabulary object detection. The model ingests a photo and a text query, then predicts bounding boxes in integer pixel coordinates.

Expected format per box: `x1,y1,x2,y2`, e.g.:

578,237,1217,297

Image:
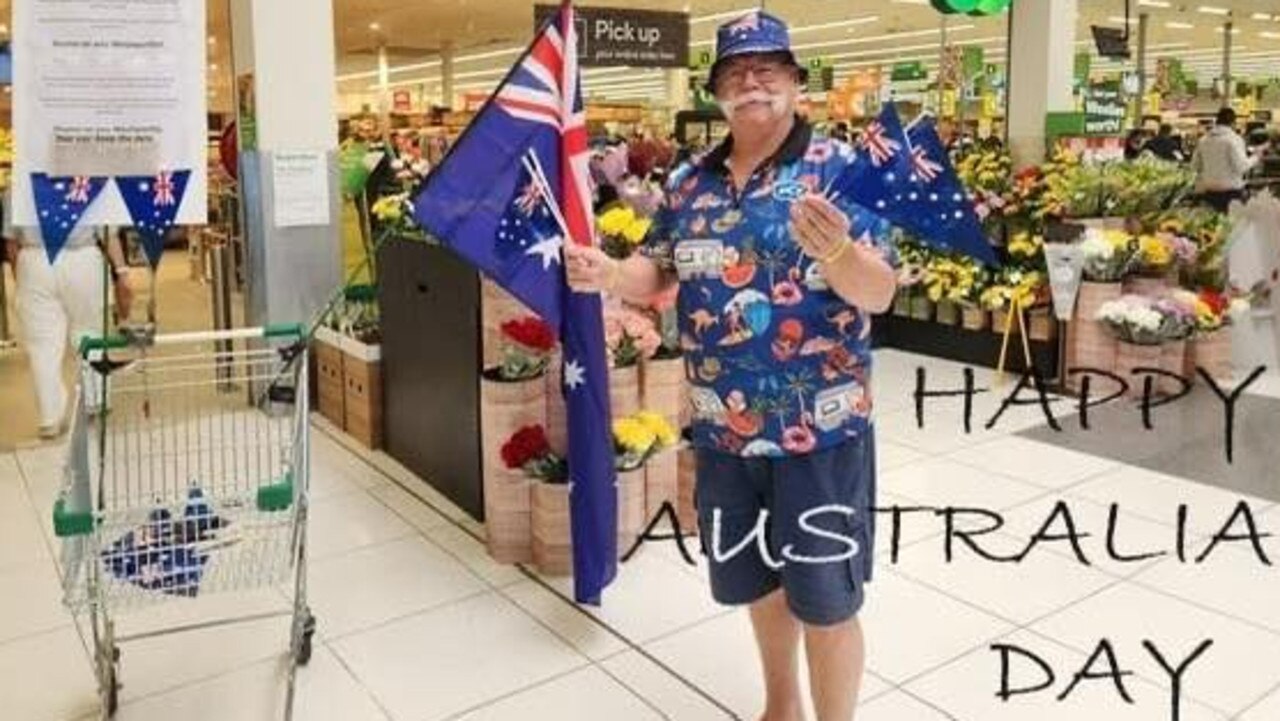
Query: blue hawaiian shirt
644,118,895,459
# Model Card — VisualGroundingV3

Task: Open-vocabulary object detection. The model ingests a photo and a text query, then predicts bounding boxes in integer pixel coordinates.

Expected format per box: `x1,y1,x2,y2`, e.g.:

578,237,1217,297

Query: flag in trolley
827,104,995,265
412,1,618,604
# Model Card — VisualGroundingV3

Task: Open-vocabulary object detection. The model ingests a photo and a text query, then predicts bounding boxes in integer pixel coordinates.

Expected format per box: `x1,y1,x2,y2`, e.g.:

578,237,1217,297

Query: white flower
1229,298,1252,317
1081,234,1114,262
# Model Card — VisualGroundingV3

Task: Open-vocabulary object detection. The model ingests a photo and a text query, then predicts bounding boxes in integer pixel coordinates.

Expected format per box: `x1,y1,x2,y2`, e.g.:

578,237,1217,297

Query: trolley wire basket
53,324,316,720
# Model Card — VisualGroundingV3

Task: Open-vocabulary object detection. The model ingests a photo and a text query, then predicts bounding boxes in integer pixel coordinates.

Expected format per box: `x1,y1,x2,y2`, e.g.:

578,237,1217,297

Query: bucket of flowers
1096,294,1166,396
501,425,573,575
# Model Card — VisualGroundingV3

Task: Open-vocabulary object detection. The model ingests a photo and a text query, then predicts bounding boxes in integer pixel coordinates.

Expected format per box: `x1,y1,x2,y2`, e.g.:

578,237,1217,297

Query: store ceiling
327,0,1280,103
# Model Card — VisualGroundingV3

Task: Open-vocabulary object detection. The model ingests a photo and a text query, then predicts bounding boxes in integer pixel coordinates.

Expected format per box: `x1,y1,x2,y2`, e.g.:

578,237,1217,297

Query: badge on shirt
772,180,808,203
674,239,725,281
813,381,865,432
689,387,729,426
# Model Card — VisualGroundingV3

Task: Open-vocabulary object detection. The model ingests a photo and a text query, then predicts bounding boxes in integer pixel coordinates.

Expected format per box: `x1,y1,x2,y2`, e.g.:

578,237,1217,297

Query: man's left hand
790,194,851,262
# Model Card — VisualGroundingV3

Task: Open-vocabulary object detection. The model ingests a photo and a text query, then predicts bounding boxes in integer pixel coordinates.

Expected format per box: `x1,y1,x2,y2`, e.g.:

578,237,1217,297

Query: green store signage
930,0,1012,16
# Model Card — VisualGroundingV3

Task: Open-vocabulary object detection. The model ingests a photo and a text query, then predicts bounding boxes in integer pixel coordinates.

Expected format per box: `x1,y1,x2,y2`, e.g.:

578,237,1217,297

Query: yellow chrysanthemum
634,411,678,448
371,195,404,222
597,207,636,237
621,216,652,245
1138,234,1171,268
613,417,657,454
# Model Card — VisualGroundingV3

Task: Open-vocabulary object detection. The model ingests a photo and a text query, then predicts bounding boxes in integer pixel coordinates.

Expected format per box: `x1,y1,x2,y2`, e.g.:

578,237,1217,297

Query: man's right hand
564,242,618,294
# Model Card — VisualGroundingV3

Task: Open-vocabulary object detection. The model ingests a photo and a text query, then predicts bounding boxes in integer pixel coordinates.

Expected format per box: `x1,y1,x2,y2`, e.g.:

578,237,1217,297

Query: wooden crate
314,329,345,429
343,340,384,449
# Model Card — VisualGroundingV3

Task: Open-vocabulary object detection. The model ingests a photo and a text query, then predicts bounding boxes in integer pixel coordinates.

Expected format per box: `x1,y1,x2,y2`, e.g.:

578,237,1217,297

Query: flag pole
522,149,576,249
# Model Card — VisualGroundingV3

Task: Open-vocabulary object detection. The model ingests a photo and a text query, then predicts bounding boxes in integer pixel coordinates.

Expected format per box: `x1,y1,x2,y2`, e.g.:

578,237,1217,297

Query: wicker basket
1116,341,1163,398
909,295,935,321
1160,339,1189,395
481,279,535,370
531,482,572,576
1066,282,1122,392
1188,330,1232,384
617,467,646,556
935,300,960,326
545,352,568,454
480,372,546,564
961,306,989,331
676,448,698,536
1028,307,1058,342
641,356,683,518
1123,275,1173,297
609,363,642,418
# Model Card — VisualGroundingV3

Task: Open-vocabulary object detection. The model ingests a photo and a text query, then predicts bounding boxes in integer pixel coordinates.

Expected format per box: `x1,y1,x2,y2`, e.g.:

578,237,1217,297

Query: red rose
501,425,551,470
501,316,557,353
1199,289,1228,316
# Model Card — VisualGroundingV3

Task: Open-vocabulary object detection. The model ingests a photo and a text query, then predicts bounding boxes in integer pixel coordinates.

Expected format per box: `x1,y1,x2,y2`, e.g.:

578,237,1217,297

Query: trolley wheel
296,613,317,666
104,659,121,717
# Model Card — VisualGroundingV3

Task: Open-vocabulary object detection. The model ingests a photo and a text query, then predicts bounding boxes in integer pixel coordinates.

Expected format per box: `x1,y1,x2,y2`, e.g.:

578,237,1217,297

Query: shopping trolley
52,324,316,720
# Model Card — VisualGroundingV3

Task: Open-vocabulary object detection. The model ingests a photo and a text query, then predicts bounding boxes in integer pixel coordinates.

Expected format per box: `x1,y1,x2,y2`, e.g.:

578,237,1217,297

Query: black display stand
378,237,485,519
872,314,1059,377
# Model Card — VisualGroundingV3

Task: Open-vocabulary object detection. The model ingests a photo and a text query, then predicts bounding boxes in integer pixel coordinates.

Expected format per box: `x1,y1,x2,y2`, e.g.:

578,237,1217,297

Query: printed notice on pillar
12,0,208,226
272,151,330,228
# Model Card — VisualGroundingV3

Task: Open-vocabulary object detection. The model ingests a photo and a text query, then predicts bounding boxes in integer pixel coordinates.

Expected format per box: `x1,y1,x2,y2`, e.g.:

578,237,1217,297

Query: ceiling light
1251,13,1274,21
207,36,216,44
1215,27,1242,34
209,63,218,71
790,15,880,35
791,23,975,52
892,0,930,4
1165,21,1195,29
1196,6,1229,16
1108,16,1138,25
811,35,1007,64
1138,0,1171,7
691,8,754,24
1260,31,1280,39
369,22,381,31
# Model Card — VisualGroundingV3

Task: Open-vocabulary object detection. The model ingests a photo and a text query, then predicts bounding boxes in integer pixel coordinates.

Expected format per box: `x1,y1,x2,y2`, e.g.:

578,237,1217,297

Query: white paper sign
12,0,207,227
1044,243,1086,322
272,151,330,228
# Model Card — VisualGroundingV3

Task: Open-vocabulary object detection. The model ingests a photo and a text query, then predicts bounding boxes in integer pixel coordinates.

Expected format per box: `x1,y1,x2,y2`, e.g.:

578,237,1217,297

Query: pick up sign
534,5,689,68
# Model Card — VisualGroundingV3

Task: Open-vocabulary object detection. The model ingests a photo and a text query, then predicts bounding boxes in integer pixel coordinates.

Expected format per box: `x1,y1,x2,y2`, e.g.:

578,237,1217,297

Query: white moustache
718,90,787,117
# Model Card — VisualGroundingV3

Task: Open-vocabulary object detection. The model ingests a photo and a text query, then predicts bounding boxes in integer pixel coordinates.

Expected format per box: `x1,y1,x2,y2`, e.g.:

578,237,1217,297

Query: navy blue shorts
694,431,877,626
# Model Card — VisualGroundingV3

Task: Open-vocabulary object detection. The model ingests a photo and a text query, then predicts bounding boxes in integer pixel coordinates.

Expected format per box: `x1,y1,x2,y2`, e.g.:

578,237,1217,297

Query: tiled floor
3,313,1279,719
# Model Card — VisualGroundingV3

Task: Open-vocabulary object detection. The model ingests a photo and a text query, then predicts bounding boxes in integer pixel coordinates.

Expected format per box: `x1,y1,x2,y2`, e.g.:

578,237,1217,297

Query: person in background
831,121,851,144
566,11,896,721
1192,107,1258,213
1124,128,1150,161
1144,123,1185,162
2,193,134,439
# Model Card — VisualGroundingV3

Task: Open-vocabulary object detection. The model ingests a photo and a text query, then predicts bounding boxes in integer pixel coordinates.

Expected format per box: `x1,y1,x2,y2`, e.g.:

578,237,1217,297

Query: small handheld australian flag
828,105,996,266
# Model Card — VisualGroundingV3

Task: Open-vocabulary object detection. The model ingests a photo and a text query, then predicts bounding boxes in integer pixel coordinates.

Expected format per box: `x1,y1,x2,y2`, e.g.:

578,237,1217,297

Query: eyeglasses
718,58,789,86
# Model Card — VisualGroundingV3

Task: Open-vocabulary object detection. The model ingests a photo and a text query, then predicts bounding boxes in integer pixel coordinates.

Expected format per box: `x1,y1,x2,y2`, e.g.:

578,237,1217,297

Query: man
1144,123,1185,163
1193,107,1258,213
3,193,133,439
566,11,896,721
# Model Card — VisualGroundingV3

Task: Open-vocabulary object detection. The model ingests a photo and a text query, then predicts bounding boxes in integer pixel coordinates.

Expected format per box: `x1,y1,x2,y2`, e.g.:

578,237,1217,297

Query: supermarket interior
2,0,1280,720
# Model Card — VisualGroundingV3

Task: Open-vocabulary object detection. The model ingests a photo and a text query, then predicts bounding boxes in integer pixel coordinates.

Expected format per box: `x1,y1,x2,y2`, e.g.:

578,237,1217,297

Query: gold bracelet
818,239,851,265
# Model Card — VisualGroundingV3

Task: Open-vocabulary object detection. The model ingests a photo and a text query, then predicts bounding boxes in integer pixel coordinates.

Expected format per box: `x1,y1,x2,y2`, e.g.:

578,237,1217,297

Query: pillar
1221,21,1233,104
1006,0,1077,167
665,67,690,112
230,0,342,330
441,43,456,110
1137,12,1149,123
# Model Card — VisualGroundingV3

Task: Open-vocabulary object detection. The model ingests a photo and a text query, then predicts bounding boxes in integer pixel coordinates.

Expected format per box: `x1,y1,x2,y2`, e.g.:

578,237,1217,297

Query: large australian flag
412,1,617,604
829,104,996,265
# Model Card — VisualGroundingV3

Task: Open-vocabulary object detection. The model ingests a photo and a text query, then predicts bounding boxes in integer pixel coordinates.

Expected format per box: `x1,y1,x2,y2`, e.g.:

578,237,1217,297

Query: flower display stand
532,482,573,576
480,373,546,564
1116,341,1162,398
545,351,568,455
935,301,960,326
641,356,683,520
1158,340,1189,395
617,467,646,557
961,306,990,331
1028,307,1058,343
676,448,698,536
313,326,346,429
1188,330,1232,383
609,364,642,418
1065,282,1122,392
341,335,383,449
